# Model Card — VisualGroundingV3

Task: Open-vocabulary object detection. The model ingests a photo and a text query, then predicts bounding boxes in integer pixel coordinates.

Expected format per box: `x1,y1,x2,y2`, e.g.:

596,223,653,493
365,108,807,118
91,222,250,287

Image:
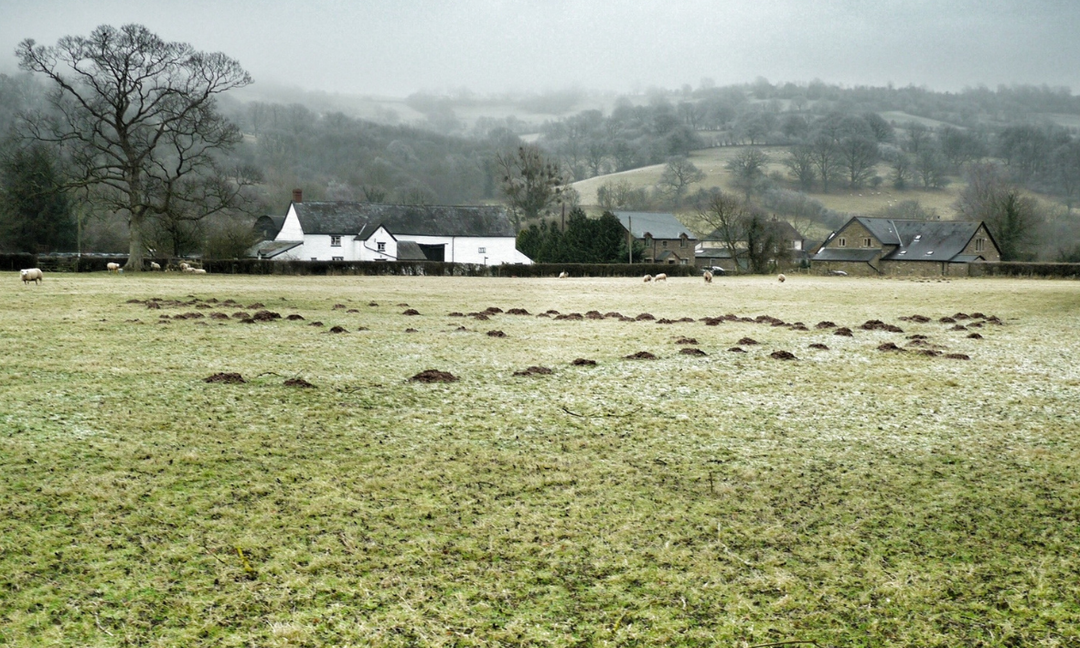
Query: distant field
3,273,1079,646
573,146,965,228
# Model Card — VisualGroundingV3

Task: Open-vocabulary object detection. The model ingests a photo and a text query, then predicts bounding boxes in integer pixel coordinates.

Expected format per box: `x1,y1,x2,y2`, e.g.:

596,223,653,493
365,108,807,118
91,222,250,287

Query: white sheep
643,274,653,282
150,262,161,271
654,273,667,282
558,271,568,278
703,270,713,283
20,268,43,285
190,268,207,274
778,273,786,283
107,262,121,273
179,262,191,272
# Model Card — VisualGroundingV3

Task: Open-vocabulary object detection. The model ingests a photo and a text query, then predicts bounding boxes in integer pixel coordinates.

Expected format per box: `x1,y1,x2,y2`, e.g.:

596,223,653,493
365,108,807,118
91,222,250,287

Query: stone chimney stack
292,188,302,203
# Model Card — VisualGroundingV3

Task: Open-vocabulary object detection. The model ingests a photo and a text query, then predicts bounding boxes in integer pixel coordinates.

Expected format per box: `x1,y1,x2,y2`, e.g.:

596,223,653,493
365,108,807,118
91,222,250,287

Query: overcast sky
2,0,1078,97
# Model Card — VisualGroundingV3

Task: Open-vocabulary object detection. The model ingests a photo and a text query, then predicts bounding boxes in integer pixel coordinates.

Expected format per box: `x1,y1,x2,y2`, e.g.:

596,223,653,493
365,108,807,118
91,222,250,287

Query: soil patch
675,337,699,345
204,372,245,384
410,369,459,383
834,328,854,337
571,358,597,366
770,350,798,360
513,366,553,376
680,348,707,356
403,309,421,316
507,308,530,315
877,342,904,352
815,321,837,329
738,337,759,345
945,353,971,360
625,351,657,360
809,343,829,350
635,313,655,321
329,326,348,333
728,347,746,353
284,378,315,388
286,314,305,320
487,330,507,337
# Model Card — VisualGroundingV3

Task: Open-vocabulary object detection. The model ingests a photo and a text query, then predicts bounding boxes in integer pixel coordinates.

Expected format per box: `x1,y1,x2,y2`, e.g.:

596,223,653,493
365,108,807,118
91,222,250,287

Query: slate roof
291,202,516,237
396,241,427,261
614,211,696,240
813,218,992,263
254,215,286,241
249,240,302,258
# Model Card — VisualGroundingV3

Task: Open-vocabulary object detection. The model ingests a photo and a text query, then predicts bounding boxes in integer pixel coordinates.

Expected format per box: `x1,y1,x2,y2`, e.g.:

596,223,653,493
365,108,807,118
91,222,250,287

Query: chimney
292,188,302,203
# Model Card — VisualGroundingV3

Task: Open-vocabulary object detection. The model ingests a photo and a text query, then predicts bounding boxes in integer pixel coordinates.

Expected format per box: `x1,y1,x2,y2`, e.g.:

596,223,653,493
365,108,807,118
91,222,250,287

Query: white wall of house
278,205,304,240
356,227,397,261
404,235,529,264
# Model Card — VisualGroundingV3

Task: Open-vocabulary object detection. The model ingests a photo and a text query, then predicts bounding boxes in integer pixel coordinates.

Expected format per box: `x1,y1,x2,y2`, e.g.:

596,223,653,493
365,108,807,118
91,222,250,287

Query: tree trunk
126,213,145,271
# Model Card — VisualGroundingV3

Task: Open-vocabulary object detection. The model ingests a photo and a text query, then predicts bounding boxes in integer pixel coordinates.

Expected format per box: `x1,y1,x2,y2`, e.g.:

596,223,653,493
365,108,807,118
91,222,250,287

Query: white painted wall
404,235,529,264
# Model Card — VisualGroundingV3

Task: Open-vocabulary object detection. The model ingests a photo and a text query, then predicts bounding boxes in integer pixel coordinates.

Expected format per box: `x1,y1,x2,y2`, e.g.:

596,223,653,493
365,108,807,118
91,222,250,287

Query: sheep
778,273,787,283
190,268,208,274
703,270,713,283
643,274,653,282
150,262,161,271
179,262,191,272
558,271,568,278
20,268,43,285
654,273,667,282
107,262,121,273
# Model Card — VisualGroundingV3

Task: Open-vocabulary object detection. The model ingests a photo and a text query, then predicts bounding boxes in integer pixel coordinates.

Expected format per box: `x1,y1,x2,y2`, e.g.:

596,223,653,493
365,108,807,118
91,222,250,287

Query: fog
2,0,1078,97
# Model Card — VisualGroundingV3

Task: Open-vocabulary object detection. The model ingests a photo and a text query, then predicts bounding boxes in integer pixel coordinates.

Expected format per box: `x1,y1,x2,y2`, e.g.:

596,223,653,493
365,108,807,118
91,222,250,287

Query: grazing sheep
643,274,653,282
703,270,713,283
558,271,568,278
20,268,43,285
778,273,786,283
150,262,161,271
107,262,121,273
654,273,667,282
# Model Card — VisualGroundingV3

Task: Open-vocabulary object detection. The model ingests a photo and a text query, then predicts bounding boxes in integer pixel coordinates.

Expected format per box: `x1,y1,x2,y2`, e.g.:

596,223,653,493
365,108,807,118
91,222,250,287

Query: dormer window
377,241,386,252
330,235,342,247
925,250,934,256
914,235,922,241
899,250,907,255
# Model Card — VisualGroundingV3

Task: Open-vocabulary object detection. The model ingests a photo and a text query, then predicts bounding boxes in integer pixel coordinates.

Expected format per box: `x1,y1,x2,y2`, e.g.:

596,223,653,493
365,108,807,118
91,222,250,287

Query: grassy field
571,146,964,229
2,273,1080,647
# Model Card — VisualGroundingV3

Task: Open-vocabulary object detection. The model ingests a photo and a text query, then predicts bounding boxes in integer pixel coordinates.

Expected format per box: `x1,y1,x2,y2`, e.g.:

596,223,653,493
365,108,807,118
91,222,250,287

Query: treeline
515,209,642,263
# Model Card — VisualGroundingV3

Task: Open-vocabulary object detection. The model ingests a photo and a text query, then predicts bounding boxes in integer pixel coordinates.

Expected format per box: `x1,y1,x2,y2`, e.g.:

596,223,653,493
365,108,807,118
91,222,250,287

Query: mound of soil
239,318,256,324
410,369,458,383
952,312,971,320
635,313,656,321
790,323,809,331
834,328,854,337
899,314,932,323
448,312,465,317
329,326,348,333
703,317,724,326
284,378,315,388
536,313,551,318
967,333,983,339
144,301,162,309
604,312,624,319
815,321,837,329
346,309,359,313
368,302,379,307
809,343,829,350
204,372,245,384
286,314,305,320
907,334,929,340
737,337,759,345
945,353,971,360
484,307,504,314
210,312,230,320
555,313,583,320
182,312,204,319
544,310,561,316
507,308,530,315
487,330,507,337
571,358,597,366
246,303,265,310
403,309,421,316
252,310,281,322
196,304,213,309
770,350,798,360
232,311,250,320
680,347,707,356
949,324,968,331
877,342,904,352
405,328,419,333
939,316,956,323
585,311,603,319
728,347,746,353
309,321,324,327
917,349,942,357
470,313,490,320
513,366,553,376
625,351,657,360
657,318,676,324
862,320,903,333
675,337,699,345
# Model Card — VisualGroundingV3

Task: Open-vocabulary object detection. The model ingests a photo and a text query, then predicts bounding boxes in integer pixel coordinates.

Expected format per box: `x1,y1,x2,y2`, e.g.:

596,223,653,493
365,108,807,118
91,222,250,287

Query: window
863,237,872,247
330,235,342,247
311,257,318,261
837,237,847,247
680,236,687,248
975,238,985,251
377,241,386,252
478,246,486,254
662,240,668,248
332,256,343,261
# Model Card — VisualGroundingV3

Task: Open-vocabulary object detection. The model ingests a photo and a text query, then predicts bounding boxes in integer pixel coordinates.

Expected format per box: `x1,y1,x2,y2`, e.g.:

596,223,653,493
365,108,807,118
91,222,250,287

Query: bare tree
808,134,842,193
657,156,705,206
496,144,567,230
695,190,754,273
17,24,254,270
956,163,1042,260
726,148,770,200
783,145,817,192
837,136,879,188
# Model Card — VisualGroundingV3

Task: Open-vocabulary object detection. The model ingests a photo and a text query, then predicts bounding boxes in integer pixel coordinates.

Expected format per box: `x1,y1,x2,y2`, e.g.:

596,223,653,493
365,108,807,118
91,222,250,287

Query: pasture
2,273,1079,647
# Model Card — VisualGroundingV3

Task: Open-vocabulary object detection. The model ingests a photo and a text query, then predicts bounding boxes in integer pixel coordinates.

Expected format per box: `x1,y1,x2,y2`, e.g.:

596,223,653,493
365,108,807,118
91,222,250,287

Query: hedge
969,262,1080,279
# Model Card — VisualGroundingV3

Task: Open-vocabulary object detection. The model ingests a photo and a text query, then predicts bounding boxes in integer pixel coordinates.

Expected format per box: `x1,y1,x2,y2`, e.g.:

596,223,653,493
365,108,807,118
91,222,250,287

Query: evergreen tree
0,145,74,252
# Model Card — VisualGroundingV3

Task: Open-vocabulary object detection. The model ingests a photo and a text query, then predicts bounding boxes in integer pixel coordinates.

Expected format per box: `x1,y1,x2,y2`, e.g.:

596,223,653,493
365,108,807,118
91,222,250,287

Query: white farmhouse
252,192,532,265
